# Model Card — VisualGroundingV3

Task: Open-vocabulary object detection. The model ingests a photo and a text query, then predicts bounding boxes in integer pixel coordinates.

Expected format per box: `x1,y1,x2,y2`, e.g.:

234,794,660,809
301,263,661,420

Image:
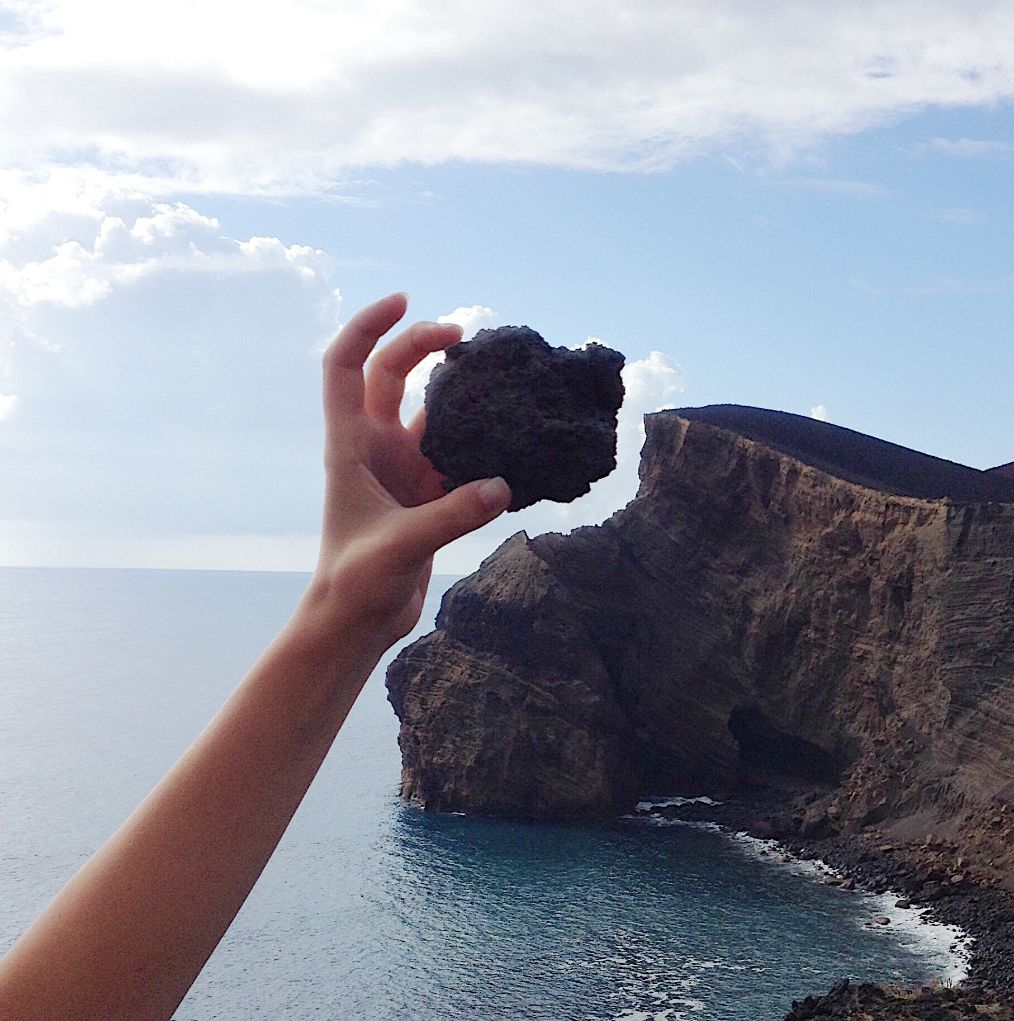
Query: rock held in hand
420,326,625,511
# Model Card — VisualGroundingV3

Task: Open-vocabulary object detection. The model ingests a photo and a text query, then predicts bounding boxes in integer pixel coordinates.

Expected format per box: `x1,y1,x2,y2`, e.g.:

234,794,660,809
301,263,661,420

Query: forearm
0,588,379,1021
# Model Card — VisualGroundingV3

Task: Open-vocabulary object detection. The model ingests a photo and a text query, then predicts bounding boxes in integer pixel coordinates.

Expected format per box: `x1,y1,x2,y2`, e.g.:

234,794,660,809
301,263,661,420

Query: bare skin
0,293,511,1021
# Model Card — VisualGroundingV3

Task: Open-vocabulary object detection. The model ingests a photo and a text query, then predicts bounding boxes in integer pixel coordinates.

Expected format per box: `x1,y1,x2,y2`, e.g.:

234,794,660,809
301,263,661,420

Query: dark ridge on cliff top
669,405,1014,504
991,461,1014,480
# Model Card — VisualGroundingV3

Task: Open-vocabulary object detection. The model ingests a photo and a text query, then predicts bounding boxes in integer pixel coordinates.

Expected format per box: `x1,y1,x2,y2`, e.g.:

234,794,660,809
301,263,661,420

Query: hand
306,292,511,648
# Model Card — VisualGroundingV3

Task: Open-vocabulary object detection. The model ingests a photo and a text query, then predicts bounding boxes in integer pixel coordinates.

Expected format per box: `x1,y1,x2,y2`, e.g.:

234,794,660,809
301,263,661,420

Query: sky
1,0,1012,574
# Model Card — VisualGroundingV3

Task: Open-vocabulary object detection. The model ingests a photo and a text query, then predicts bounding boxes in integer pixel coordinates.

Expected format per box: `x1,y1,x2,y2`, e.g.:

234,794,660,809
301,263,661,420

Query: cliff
386,407,1014,880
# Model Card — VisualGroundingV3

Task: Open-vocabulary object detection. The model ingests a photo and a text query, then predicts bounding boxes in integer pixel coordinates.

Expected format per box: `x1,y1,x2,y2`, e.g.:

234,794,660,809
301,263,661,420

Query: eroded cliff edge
386,408,1014,883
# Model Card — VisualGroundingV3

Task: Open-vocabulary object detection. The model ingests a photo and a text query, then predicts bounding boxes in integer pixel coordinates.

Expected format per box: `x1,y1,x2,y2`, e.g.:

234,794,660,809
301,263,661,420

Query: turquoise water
0,568,961,1020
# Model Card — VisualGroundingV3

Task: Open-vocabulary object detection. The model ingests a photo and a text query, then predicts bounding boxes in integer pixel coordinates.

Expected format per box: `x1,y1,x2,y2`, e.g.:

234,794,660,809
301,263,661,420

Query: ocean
0,567,966,1020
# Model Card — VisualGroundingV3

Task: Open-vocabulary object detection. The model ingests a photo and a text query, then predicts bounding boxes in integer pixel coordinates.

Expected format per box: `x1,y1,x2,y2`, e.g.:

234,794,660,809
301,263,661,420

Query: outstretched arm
0,293,511,1021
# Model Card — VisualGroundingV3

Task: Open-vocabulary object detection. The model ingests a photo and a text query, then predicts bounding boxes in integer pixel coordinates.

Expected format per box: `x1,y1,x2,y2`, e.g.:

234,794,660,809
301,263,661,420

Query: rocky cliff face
386,407,1014,876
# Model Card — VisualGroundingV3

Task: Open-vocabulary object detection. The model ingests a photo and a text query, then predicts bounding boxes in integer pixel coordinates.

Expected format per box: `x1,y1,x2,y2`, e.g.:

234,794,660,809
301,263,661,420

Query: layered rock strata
387,407,1014,886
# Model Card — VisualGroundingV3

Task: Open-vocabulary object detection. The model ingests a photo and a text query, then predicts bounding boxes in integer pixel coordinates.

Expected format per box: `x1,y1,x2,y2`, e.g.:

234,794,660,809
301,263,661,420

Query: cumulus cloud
810,403,829,421
0,171,343,426
437,305,500,340
0,238,343,554
0,175,336,310
2,2,1014,193
622,350,686,409
0,174,344,541
602,350,687,507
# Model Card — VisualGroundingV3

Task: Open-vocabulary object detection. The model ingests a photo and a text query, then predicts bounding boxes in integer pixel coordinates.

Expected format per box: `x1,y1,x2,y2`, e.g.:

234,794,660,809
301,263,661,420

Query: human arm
0,293,511,1021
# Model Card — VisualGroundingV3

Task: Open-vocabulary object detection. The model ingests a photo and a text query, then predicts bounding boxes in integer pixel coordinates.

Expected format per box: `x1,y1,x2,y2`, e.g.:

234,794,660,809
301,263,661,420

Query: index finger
365,320,462,422
325,292,410,372
322,292,409,423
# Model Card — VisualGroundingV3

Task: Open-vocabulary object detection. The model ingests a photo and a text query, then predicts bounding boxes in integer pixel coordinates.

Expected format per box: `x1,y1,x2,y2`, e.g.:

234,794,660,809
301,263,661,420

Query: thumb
391,477,512,562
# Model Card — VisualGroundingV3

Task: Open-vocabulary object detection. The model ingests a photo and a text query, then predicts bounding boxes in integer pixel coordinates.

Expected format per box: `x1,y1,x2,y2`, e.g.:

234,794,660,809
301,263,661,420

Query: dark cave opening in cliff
728,706,843,785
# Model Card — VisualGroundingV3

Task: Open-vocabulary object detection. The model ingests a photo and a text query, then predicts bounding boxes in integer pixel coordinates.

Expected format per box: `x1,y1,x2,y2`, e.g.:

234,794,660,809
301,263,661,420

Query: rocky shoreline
638,790,1014,1019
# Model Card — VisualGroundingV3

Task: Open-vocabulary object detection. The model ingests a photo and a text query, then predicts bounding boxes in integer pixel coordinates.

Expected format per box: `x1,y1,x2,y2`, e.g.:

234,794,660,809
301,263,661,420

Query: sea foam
628,806,971,986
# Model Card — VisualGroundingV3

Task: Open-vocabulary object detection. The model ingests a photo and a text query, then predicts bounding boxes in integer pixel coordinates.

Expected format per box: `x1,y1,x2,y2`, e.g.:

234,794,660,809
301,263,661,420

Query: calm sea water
0,568,964,1020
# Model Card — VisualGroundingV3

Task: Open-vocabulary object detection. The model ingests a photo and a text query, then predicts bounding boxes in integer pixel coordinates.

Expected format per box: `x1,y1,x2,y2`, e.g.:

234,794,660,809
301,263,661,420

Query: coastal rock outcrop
387,407,1014,880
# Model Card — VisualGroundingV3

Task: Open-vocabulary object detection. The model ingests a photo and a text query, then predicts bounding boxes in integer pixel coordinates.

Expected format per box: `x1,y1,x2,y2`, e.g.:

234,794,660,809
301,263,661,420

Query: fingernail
477,476,511,513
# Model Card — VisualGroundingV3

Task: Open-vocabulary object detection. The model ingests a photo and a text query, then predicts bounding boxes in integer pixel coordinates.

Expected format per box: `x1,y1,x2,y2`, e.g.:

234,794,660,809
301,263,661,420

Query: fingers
386,477,511,564
326,293,409,372
322,293,409,425
365,321,462,422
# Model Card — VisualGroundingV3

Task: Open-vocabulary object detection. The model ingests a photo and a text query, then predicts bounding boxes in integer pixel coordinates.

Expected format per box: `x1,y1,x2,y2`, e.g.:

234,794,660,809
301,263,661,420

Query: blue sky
1,1,1012,572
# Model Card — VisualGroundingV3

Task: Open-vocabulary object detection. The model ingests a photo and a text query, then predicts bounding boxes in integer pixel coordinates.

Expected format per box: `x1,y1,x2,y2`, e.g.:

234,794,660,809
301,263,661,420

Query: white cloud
0,248,341,540
0,176,345,550
810,403,829,421
2,2,1014,193
0,177,336,309
437,305,500,340
926,137,1013,158
781,178,890,198
622,350,686,408
403,352,445,407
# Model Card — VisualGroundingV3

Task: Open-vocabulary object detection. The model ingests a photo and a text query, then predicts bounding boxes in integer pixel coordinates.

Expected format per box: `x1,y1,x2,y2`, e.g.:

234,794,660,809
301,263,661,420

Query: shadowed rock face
387,407,1014,873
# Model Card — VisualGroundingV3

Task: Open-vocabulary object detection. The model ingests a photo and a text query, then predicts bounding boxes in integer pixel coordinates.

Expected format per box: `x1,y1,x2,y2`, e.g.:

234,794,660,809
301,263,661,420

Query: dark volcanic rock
420,326,624,511
783,979,1014,1020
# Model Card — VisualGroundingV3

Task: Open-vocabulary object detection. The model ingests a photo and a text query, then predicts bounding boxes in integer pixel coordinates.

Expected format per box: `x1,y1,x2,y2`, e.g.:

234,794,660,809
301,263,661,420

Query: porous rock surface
784,978,1014,1020
420,326,624,511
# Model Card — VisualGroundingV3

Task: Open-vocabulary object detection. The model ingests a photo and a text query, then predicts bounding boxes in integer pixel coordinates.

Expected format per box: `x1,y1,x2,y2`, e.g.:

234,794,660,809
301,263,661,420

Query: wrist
286,568,398,669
